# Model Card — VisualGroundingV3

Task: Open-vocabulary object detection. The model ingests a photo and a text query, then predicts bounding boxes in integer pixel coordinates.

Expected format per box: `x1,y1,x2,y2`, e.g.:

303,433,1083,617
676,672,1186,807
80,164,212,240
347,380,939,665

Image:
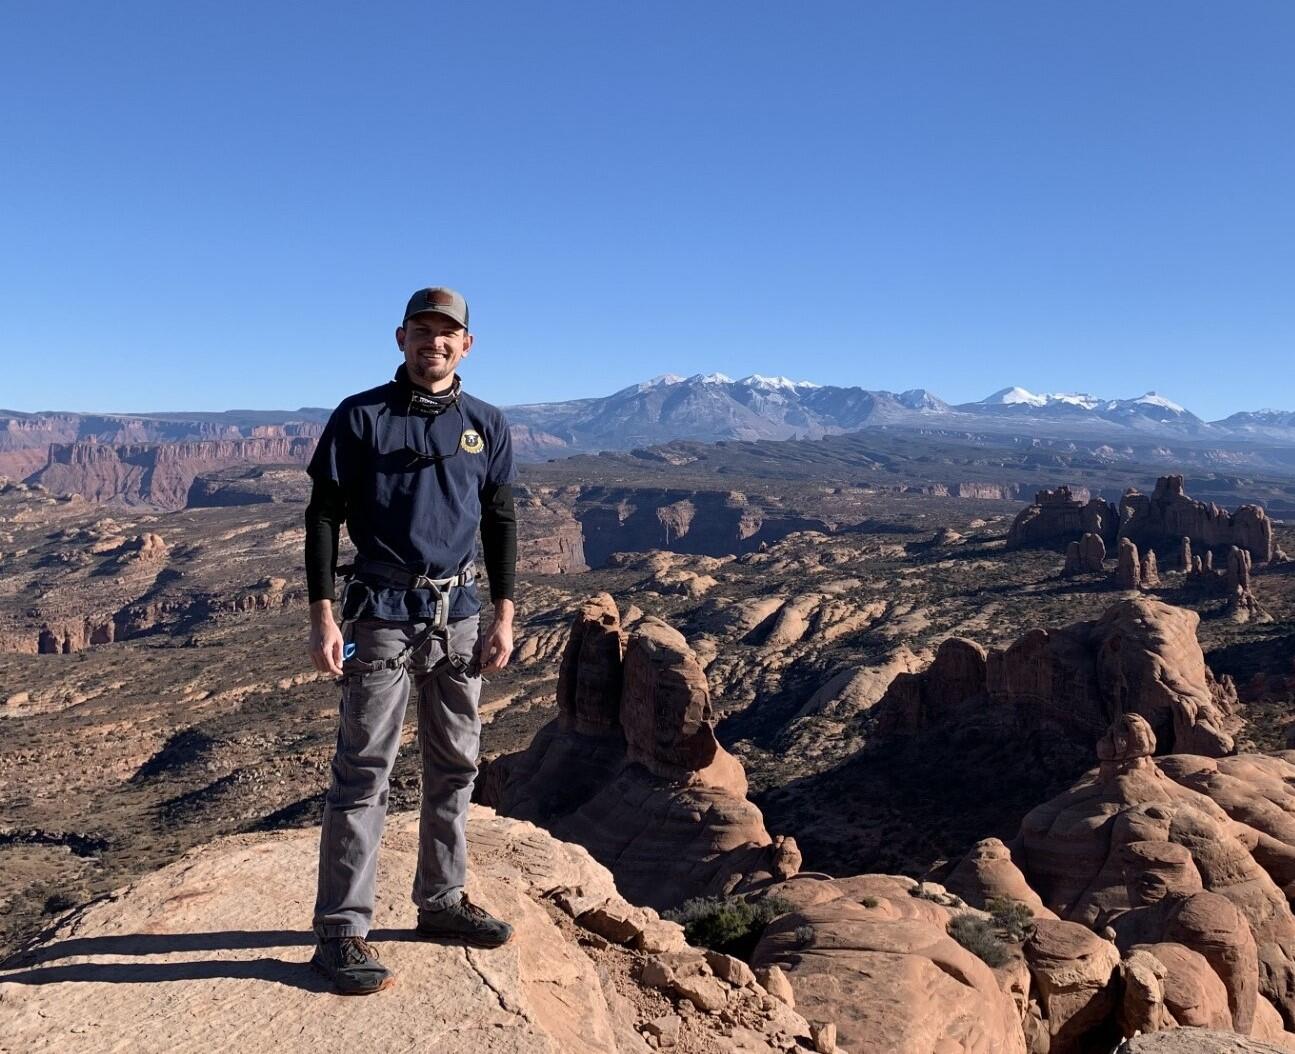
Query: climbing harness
334,554,482,684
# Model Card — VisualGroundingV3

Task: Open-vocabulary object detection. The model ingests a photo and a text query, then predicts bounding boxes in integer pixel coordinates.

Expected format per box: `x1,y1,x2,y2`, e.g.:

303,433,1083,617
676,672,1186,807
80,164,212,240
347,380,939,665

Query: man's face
396,312,473,392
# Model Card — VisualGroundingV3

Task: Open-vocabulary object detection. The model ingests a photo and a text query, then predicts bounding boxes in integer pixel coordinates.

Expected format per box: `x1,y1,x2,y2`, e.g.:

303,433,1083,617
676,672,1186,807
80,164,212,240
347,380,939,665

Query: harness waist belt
350,555,475,592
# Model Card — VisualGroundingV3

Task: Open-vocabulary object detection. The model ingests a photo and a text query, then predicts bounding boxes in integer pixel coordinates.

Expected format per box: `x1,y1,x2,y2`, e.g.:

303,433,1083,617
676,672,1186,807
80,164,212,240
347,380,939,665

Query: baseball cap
403,287,469,329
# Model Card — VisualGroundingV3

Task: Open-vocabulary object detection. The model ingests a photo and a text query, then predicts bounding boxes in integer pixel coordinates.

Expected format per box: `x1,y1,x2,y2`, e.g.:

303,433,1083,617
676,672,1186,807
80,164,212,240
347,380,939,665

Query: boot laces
339,935,379,966
459,894,489,920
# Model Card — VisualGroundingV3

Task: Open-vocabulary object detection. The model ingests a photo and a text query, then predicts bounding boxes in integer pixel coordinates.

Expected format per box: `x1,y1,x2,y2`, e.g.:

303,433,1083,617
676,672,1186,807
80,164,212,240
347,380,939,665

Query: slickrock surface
1116,1031,1290,1053
0,807,816,1054
1022,918,1121,1052
750,874,1028,1053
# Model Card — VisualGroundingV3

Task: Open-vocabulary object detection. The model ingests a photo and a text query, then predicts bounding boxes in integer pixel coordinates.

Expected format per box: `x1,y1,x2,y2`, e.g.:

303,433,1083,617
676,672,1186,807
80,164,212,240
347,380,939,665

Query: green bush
947,913,1010,967
986,897,1035,942
664,895,795,958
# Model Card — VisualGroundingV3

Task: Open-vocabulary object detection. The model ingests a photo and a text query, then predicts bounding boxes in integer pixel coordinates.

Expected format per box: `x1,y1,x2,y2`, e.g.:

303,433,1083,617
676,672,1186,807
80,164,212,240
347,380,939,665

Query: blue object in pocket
343,642,357,661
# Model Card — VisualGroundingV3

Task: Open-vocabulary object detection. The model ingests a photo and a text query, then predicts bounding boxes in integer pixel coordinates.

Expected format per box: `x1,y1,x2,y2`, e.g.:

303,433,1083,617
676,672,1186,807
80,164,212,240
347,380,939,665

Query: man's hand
479,598,515,674
310,599,345,676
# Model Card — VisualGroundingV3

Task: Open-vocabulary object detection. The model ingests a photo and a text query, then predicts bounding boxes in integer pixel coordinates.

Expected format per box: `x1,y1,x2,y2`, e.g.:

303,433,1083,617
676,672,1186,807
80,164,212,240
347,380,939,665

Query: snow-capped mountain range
504,374,1295,459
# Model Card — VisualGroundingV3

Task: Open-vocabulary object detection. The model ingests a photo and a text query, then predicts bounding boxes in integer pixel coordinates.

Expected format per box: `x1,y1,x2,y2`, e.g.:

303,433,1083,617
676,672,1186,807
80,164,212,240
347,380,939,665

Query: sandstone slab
0,808,638,1054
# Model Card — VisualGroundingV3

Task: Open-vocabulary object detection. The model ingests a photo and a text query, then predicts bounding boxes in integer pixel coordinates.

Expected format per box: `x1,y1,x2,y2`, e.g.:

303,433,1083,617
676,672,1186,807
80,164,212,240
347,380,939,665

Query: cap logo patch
426,290,455,307
460,430,484,453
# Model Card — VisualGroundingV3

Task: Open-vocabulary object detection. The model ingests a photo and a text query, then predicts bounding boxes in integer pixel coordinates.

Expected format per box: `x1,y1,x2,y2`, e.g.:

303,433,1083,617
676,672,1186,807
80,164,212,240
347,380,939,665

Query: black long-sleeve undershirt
303,477,517,605
304,478,345,604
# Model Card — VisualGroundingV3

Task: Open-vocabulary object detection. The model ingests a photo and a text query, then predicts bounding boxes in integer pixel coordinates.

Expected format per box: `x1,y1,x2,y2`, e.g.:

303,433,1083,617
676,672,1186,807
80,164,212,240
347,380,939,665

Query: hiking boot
310,935,395,994
416,894,514,948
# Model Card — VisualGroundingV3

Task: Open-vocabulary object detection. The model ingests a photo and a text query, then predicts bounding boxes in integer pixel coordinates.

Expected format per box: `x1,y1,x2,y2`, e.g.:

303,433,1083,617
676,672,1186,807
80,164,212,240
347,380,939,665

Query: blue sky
1,2,1292,418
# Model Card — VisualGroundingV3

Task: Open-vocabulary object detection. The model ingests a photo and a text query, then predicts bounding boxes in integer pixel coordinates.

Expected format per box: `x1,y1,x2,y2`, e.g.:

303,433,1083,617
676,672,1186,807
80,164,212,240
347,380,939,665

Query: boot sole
414,926,515,949
311,956,397,995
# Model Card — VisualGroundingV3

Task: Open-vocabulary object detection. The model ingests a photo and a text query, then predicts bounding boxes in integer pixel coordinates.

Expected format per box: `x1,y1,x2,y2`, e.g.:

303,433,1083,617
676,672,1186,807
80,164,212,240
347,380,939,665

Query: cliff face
571,487,826,568
31,438,315,510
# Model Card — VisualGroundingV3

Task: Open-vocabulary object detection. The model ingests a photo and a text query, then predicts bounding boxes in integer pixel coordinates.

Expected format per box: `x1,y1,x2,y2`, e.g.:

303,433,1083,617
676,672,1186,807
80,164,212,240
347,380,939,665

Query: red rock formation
1116,538,1142,589
878,637,988,736
1120,476,1276,564
656,499,697,544
1008,487,1119,551
1081,532,1107,571
557,593,624,735
1229,547,1254,593
476,598,783,908
1109,839,1259,1033
1011,715,1295,1028
952,482,1025,500
1022,919,1121,1053
944,837,1057,919
877,599,1238,757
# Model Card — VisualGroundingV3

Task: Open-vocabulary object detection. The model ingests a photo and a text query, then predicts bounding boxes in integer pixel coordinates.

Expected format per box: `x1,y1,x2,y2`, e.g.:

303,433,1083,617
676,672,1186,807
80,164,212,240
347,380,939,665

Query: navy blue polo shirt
308,366,516,622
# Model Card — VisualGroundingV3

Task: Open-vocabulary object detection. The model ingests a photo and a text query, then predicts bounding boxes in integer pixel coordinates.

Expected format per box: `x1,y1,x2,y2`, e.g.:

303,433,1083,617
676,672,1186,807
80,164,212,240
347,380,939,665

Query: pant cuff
416,885,463,912
314,922,367,939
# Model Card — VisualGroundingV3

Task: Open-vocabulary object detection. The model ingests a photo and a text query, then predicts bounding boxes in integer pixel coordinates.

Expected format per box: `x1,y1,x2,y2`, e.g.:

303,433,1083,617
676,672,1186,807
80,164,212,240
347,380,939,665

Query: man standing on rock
304,286,517,994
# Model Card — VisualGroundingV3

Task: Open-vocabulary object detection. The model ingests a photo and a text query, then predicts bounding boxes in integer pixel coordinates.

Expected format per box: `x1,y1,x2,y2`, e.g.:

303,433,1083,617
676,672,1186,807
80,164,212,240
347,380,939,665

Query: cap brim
404,307,468,328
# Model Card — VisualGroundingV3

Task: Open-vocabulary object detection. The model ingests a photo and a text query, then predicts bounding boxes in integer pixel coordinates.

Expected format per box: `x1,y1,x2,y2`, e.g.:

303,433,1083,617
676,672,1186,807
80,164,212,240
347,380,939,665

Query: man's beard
410,355,453,383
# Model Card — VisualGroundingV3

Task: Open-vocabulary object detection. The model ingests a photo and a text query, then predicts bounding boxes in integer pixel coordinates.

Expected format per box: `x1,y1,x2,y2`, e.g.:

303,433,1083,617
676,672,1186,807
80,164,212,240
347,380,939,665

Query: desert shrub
860,896,879,908
986,896,1035,942
948,913,1010,967
793,924,815,945
664,895,795,958
42,892,78,914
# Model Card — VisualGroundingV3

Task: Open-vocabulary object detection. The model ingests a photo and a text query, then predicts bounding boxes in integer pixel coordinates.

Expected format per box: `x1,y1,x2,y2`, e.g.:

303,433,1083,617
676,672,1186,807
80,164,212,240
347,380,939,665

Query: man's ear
461,332,474,357
395,325,406,350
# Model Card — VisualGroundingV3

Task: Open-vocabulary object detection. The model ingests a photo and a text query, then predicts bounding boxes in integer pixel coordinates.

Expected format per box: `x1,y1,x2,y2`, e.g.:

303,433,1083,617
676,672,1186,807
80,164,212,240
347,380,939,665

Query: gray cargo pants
313,615,481,938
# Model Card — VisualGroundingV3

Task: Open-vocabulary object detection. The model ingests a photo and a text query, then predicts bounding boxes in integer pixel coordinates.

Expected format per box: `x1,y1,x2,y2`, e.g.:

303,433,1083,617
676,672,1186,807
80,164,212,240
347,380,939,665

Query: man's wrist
491,598,515,625
310,599,335,626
